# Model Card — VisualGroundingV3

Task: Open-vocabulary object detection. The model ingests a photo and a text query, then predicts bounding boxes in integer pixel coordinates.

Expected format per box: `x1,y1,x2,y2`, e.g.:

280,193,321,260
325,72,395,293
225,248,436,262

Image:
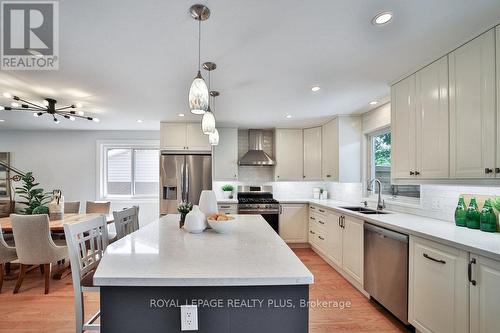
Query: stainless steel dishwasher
364,223,409,324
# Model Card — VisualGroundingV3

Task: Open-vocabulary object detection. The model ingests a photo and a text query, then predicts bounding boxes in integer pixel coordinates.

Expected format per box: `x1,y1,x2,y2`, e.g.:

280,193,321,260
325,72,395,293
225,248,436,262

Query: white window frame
96,140,160,201
364,128,421,206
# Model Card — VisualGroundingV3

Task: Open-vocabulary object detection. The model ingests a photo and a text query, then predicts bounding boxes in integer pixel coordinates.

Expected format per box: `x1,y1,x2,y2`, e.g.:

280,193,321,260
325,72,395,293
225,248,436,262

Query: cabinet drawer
217,203,237,215
309,213,326,232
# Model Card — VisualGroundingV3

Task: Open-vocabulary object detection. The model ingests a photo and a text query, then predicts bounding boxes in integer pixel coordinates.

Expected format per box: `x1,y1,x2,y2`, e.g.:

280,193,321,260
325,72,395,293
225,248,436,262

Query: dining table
0,213,114,233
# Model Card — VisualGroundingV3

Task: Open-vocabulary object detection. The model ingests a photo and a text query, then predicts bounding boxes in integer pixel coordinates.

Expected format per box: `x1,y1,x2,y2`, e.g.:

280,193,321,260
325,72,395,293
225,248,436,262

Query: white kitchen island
94,214,314,333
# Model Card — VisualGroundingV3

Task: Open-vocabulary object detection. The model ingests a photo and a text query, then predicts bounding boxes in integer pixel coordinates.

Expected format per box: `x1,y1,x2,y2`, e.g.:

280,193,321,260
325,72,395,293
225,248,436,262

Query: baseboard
287,242,310,248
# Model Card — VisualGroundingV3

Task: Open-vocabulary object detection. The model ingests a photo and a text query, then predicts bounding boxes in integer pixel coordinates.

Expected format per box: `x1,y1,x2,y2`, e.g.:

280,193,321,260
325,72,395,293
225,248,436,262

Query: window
368,129,420,200
99,141,159,199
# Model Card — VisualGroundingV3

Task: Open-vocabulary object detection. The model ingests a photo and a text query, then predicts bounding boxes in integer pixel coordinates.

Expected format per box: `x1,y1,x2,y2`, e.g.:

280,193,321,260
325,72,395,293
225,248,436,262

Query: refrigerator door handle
180,163,185,202
185,163,189,202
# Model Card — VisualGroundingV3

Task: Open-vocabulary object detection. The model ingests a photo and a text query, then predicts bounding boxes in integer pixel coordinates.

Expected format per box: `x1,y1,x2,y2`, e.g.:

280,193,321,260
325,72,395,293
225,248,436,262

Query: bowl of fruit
207,213,236,234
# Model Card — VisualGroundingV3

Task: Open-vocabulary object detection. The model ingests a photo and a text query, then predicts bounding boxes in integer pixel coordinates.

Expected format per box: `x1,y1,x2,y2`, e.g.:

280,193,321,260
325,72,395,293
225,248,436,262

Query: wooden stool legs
44,263,51,294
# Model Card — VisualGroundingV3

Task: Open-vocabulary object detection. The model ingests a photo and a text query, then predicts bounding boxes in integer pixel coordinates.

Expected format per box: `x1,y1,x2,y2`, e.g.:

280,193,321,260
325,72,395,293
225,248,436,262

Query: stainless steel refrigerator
160,153,212,215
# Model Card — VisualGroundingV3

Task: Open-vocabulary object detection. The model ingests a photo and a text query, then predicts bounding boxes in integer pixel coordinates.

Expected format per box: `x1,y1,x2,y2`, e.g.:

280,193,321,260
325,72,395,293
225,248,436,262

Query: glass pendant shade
209,128,219,146
189,71,209,115
202,107,216,134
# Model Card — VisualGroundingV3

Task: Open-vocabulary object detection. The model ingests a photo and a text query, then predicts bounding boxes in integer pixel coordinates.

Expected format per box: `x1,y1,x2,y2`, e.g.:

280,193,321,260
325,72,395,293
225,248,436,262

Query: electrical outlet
181,305,198,331
431,198,442,210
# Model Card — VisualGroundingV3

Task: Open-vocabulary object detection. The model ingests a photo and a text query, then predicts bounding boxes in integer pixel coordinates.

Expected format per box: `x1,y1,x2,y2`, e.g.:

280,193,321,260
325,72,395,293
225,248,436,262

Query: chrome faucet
368,178,385,211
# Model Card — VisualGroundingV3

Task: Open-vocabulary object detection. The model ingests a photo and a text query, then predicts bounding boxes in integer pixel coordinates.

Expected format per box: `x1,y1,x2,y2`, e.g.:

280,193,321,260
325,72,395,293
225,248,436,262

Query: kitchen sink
339,206,390,215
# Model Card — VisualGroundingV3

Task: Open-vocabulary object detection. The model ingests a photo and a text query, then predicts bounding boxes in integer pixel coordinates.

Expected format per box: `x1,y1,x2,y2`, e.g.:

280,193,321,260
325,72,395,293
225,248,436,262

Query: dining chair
85,201,111,214
10,214,68,294
64,215,108,333
113,206,139,240
64,201,81,214
0,227,17,293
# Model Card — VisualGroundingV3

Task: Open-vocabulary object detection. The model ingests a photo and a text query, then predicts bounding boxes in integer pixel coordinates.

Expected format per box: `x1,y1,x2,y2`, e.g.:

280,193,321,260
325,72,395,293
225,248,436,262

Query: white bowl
207,217,236,234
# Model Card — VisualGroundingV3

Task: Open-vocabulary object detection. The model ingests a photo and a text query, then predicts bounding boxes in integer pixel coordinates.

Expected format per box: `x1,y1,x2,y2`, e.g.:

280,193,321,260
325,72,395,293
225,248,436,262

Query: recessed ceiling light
0,119,4,122
178,113,185,117
137,119,143,123
369,101,379,105
286,114,292,119
372,11,393,25
3,92,12,98
92,118,100,123
311,86,321,92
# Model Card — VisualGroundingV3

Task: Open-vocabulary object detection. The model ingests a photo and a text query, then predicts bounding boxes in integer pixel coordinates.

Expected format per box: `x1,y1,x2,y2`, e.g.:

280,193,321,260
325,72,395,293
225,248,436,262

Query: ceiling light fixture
369,101,379,105
202,62,216,134
311,86,321,92
0,119,4,122
1,95,99,123
178,113,185,117
208,91,220,146
137,119,143,123
286,114,292,119
188,4,211,115
372,11,393,25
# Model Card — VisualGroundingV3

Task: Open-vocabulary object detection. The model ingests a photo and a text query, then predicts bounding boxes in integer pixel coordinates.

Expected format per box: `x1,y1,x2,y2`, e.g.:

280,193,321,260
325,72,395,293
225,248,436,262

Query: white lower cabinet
279,204,308,243
308,205,364,287
341,215,364,285
409,236,469,333
470,254,500,333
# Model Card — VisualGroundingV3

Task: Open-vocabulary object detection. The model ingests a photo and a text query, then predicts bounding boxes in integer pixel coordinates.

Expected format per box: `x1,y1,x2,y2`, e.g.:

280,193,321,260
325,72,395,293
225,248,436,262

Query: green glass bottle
454,196,467,227
480,199,497,233
466,197,480,229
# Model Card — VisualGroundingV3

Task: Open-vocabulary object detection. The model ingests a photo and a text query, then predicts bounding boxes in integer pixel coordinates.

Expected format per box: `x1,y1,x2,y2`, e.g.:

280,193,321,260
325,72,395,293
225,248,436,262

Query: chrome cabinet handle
318,236,325,240
338,216,341,227
310,216,316,220
326,174,331,178
319,220,325,225
410,171,415,176
468,258,477,286
423,253,446,264
415,171,420,176
495,168,500,174
309,230,316,235
219,205,231,209
485,168,493,174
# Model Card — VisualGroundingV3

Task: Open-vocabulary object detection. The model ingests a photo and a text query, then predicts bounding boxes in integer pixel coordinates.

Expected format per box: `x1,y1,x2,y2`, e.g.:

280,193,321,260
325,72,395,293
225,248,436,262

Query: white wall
0,130,160,225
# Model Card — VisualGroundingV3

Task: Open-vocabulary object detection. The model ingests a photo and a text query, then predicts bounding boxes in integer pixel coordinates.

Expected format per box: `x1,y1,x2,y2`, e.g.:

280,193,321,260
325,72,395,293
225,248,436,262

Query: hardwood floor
294,248,410,333
0,249,409,333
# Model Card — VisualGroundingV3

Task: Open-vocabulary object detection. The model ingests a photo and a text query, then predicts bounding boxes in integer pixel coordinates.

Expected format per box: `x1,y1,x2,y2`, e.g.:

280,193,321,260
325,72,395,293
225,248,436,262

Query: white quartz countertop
303,199,500,261
94,214,314,287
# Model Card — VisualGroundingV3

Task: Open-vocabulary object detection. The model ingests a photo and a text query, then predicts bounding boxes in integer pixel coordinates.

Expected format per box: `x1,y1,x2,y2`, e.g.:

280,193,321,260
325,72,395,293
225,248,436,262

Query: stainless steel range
237,186,279,233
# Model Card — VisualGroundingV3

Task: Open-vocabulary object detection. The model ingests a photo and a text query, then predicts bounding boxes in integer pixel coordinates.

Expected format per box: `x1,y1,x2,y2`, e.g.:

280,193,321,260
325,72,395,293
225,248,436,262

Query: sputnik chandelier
0,93,99,124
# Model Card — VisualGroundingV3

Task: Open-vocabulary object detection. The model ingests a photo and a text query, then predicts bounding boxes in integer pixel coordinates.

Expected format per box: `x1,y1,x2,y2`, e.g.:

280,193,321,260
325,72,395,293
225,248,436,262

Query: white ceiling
1,0,500,131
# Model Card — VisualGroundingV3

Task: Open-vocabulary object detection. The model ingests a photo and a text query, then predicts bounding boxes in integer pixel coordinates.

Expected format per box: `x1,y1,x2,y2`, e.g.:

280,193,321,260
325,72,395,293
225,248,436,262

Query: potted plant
14,172,50,215
177,201,193,228
221,184,234,199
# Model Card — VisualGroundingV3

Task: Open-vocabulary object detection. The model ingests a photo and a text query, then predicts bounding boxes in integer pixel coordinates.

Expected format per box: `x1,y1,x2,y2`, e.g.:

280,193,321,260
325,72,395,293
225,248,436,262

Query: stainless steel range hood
239,129,275,166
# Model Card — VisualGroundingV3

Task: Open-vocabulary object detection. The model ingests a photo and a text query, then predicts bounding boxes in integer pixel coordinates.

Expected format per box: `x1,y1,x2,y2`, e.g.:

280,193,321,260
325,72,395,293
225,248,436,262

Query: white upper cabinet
450,29,496,178
391,74,417,179
160,122,211,152
496,25,500,178
186,123,212,151
275,129,304,181
416,56,450,179
322,118,339,180
321,116,361,182
303,127,322,180
213,128,238,180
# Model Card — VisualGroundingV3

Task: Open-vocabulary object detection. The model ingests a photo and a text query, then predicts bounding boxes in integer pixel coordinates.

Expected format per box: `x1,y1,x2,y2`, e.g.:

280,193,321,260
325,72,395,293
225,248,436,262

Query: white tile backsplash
214,179,499,224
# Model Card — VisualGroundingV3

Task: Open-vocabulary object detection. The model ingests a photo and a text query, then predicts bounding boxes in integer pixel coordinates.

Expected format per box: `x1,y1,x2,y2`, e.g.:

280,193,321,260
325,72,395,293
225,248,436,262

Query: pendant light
188,5,210,115
209,91,220,146
202,62,216,134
